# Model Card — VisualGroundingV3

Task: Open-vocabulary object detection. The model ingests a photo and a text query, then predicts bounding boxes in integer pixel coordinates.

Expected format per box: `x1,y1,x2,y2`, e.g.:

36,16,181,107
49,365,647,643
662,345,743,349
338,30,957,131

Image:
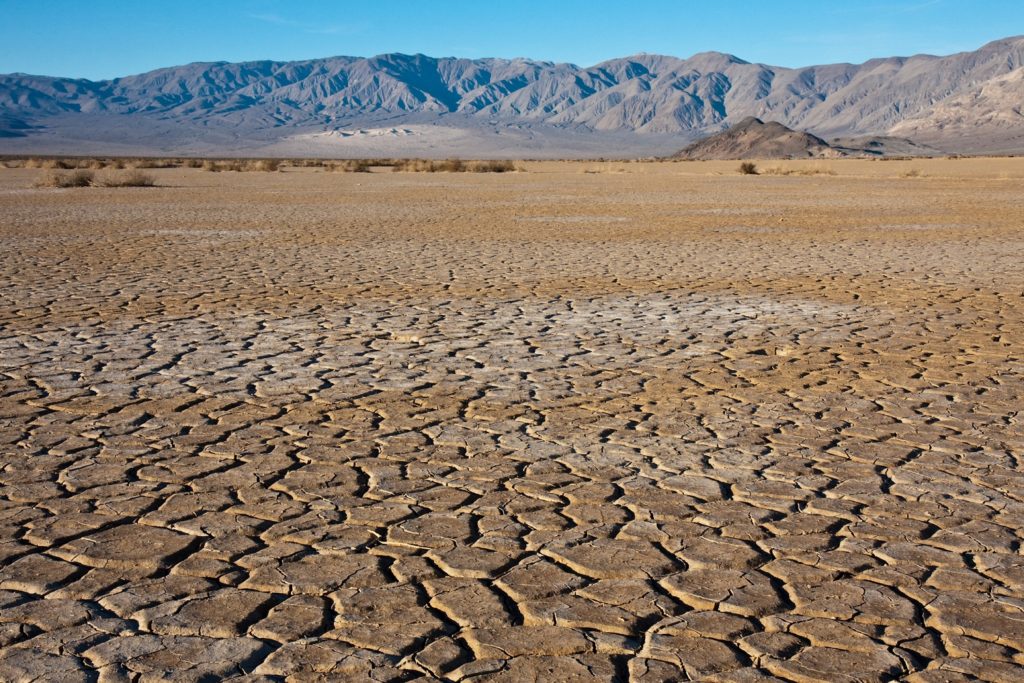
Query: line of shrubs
7,157,522,173
199,159,281,172
34,169,156,188
19,158,180,170
317,159,519,173
392,159,518,173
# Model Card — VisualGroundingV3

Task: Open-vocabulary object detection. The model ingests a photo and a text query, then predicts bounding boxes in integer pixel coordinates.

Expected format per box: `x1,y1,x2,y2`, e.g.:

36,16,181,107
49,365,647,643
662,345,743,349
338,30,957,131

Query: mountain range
2,36,1023,157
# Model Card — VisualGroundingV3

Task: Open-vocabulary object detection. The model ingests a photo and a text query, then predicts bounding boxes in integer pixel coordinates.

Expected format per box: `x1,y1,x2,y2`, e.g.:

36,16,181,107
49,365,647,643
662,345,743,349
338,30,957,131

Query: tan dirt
1,158,1023,680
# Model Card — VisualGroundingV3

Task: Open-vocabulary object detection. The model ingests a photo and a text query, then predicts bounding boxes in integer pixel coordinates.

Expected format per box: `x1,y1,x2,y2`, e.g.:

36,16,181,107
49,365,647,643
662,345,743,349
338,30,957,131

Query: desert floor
1,158,1023,681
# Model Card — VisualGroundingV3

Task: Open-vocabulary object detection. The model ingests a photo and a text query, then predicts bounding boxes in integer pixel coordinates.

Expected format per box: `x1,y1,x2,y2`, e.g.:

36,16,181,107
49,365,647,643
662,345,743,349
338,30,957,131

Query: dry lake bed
1,158,1023,681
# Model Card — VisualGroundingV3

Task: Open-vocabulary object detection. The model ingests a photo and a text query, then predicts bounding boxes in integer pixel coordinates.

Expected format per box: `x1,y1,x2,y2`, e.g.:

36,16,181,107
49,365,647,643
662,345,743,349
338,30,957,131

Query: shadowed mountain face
2,36,1023,156
674,118,946,159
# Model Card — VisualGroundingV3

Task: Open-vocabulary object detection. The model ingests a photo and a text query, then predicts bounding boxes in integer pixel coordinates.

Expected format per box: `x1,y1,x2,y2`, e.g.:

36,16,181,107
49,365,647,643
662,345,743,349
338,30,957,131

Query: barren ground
1,159,1023,681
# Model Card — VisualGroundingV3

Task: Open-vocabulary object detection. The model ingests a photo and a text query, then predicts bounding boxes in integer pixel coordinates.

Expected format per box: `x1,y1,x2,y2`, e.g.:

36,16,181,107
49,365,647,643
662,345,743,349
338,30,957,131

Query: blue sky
2,0,1022,79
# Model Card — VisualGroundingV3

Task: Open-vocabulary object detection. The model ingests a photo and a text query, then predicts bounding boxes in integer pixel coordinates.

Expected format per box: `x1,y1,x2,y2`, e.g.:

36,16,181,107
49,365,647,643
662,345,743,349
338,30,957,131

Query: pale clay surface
0,159,1023,681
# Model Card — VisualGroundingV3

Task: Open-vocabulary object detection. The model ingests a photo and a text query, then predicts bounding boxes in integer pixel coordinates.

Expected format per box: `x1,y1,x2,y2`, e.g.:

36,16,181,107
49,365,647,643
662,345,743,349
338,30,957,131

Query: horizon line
3,34,1021,82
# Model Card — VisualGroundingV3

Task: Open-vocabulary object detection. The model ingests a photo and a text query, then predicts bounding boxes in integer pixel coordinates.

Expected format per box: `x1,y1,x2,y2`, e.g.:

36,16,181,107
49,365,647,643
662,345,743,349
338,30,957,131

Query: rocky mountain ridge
675,117,945,159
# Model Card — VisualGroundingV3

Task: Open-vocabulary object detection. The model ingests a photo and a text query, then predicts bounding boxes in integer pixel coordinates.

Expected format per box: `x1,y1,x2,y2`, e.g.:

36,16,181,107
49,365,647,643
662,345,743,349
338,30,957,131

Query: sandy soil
1,158,1023,681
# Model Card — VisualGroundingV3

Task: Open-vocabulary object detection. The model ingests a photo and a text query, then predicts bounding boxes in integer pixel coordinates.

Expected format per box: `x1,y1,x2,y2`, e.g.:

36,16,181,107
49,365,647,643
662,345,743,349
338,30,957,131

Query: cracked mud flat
1,159,1023,681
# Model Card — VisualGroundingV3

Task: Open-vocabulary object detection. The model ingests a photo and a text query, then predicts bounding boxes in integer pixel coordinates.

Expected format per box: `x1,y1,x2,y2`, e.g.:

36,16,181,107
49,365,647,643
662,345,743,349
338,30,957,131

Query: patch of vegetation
738,162,759,175
127,158,180,169
96,170,156,187
25,158,77,170
34,169,158,188
34,170,94,187
289,159,332,168
469,160,516,173
390,159,520,173
762,164,837,176
247,159,281,172
327,159,372,173
8,156,522,174
201,159,283,172
392,159,464,172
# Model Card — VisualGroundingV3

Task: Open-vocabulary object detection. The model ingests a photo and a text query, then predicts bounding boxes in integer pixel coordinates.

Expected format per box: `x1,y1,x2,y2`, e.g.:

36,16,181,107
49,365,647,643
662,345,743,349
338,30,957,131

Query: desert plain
0,158,1023,681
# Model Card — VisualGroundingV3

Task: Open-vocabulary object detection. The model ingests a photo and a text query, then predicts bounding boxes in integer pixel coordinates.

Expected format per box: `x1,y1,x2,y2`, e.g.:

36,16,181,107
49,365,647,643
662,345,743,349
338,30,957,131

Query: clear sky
2,0,1022,79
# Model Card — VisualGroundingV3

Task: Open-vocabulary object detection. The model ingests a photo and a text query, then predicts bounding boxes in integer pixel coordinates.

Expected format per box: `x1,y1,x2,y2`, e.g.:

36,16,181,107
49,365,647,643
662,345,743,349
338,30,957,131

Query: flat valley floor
1,158,1023,681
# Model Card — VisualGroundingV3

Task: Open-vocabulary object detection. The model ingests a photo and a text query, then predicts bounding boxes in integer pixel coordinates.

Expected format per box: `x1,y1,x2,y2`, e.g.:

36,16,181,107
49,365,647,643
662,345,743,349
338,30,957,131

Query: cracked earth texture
1,158,1023,682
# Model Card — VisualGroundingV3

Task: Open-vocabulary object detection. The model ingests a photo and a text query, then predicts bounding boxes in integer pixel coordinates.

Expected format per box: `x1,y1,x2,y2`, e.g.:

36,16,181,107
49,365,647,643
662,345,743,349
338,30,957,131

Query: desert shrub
394,159,464,172
76,159,108,169
391,159,423,172
200,160,243,172
26,158,74,169
901,168,923,178
582,164,628,174
245,159,281,172
762,164,837,176
438,158,465,172
196,159,282,172
96,170,156,187
24,158,92,169
392,158,520,173
200,160,230,171
328,159,371,172
35,170,94,187
738,162,759,175
469,160,516,173
128,158,178,169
